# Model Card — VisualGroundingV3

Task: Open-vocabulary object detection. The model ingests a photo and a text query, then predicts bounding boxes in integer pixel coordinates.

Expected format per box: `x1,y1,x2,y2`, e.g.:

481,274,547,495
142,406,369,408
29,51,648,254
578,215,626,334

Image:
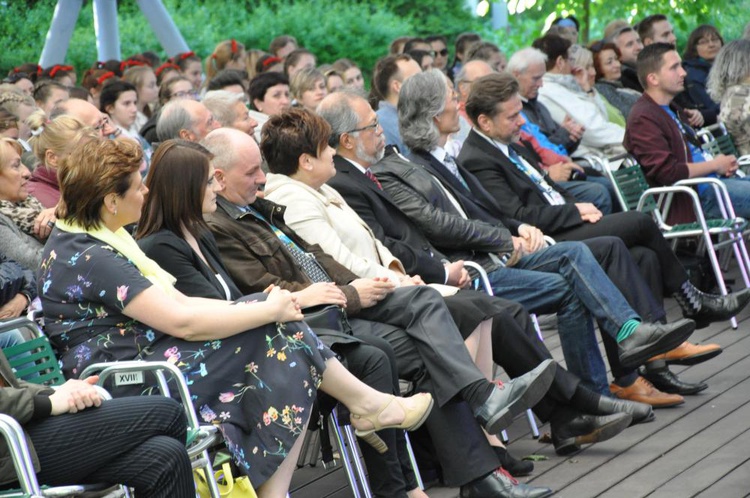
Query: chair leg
402,431,424,490
329,410,363,498
702,232,738,328
342,424,373,498
526,410,540,439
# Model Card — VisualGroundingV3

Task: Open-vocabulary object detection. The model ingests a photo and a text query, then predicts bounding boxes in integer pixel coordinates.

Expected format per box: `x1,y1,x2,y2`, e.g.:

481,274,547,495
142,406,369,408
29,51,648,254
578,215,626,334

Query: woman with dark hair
40,137,432,498
100,80,152,166
136,139,432,498
172,51,203,91
590,41,641,119
248,72,291,143
678,24,724,126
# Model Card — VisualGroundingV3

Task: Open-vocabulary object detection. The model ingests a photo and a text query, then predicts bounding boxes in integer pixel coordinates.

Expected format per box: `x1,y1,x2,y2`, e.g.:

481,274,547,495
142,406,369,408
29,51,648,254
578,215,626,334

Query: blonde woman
205,39,246,86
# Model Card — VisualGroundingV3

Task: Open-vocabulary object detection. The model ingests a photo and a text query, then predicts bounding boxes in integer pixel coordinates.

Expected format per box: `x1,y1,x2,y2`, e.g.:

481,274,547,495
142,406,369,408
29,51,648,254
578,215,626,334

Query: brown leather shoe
609,376,684,408
647,341,722,366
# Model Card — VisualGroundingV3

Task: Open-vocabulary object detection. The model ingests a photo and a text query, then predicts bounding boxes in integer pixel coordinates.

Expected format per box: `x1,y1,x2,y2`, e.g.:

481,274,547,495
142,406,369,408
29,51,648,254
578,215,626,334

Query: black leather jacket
373,152,515,273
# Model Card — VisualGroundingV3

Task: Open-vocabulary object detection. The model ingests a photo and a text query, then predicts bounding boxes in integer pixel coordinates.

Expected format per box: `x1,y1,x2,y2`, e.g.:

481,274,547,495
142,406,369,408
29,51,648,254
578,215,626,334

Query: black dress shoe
641,365,708,395
618,319,696,369
493,446,534,477
595,394,655,425
683,288,750,329
551,410,632,455
459,470,553,498
475,360,556,435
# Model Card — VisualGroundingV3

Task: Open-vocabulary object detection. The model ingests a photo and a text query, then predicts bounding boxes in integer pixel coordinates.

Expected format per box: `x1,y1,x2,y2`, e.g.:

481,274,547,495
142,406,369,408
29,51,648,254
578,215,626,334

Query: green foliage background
0,0,745,77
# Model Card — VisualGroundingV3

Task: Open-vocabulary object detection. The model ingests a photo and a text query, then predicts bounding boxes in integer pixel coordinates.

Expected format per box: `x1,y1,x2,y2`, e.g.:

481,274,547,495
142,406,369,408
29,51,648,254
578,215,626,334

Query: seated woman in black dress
136,139,428,498
38,137,433,498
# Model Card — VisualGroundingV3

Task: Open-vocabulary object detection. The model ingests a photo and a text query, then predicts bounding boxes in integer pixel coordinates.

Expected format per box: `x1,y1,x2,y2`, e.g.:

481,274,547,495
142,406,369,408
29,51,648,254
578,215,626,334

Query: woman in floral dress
38,137,433,498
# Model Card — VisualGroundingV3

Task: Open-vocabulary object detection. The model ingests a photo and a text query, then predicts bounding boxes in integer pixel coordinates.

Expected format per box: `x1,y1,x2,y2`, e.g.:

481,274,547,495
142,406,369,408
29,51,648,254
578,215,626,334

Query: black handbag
302,305,353,335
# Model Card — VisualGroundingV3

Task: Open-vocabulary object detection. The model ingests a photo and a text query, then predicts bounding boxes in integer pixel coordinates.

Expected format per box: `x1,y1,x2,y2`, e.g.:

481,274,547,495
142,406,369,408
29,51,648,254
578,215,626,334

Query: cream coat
264,173,406,284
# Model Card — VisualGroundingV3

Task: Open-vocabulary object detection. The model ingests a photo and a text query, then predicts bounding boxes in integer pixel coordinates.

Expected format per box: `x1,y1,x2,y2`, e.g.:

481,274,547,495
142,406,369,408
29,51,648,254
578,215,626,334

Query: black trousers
24,396,194,498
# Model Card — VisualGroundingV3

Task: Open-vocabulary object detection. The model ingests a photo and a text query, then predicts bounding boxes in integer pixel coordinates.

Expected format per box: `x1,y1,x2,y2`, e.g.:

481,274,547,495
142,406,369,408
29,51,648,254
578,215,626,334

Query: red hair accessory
155,62,180,77
96,71,116,85
231,39,238,54
175,51,196,61
49,65,74,78
262,56,282,68
120,59,147,72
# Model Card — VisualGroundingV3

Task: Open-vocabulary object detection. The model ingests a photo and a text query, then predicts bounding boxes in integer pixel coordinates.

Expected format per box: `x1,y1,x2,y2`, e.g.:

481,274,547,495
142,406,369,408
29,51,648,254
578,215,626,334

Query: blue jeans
699,176,750,219
485,241,639,394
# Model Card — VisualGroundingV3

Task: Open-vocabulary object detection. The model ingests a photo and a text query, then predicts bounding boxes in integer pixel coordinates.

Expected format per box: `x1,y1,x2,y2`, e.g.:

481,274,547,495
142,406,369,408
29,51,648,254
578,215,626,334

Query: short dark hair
207,69,248,91
425,35,447,46
137,139,213,240
248,72,289,110
370,54,413,103
454,33,482,60
260,108,331,176
99,80,137,114
636,42,675,89
33,80,68,104
403,38,429,53
532,34,572,71
683,24,723,60
637,14,668,42
552,15,580,31
466,41,502,62
57,138,142,230
465,72,519,125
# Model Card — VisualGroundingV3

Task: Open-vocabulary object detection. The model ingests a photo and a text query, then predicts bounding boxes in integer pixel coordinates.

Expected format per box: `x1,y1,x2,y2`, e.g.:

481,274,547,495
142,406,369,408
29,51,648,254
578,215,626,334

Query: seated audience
205,39,246,86
269,35,298,60
27,114,99,208
40,136,434,498
122,65,158,133
206,69,248,94
331,59,365,90
426,35,449,73
590,41,641,119
625,43,750,223
534,35,626,156
0,349,195,496
449,33,481,79
569,44,626,128
372,54,422,154
466,42,507,72
33,81,69,116
374,69,697,396
291,67,327,112
676,24,724,126
248,72,291,143
284,49,316,80
172,51,203,91
637,14,677,47
2,71,34,97
202,90,258,137
707,39,750,156
608,25,644,92
156,99,219,142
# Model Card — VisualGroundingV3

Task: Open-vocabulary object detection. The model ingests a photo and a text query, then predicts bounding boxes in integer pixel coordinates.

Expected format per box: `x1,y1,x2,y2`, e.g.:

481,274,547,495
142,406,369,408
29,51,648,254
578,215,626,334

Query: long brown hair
136,139,213,240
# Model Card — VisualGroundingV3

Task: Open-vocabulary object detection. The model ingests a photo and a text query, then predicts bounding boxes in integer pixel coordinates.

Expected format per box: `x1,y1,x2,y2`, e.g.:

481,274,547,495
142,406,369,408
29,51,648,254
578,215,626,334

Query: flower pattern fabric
39,229,334,485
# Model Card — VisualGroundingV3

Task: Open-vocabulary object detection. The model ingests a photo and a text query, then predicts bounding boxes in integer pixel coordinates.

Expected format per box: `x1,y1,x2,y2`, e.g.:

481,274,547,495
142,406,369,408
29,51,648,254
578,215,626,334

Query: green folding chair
604,156,750,328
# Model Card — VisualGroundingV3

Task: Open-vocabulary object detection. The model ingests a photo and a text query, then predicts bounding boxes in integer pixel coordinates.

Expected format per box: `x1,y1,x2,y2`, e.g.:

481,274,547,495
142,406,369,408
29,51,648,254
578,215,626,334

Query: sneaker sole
619,320,696,370
484,360,556,435
554,413,633,455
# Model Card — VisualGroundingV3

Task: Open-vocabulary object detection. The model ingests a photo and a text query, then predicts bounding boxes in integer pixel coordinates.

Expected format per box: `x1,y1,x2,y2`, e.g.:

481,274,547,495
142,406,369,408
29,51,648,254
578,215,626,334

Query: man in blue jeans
375,69,699,395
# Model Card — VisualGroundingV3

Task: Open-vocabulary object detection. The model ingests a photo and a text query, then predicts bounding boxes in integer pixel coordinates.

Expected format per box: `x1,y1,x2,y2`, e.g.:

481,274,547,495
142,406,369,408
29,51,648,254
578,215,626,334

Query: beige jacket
264,173,405,283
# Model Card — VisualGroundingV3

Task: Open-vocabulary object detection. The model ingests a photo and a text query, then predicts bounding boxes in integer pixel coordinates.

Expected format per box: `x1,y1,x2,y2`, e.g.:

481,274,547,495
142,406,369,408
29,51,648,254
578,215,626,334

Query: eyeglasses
437,49,449,57
94,115,110,132
346,119,380,134
172,90,199,100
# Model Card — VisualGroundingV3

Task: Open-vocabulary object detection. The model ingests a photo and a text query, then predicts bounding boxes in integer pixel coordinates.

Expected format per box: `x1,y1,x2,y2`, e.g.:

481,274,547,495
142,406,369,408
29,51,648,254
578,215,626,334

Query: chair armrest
637,185,716,232
463,261,494,297
0,414,42,496
674,177,738,220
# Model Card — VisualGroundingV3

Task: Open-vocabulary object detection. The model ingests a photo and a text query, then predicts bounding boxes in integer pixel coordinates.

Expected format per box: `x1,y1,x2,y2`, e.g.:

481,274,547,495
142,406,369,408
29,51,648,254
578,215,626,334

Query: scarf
56,219,177,296
0,196,44,238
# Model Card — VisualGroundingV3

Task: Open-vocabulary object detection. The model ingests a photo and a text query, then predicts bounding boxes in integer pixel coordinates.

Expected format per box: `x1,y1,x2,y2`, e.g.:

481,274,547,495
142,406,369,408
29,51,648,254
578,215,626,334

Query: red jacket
624,92,695,224
27,166,60,209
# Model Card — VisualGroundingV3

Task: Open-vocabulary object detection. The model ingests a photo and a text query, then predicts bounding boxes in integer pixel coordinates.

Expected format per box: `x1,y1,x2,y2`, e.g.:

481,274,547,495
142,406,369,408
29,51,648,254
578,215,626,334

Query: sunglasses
436,49,449,57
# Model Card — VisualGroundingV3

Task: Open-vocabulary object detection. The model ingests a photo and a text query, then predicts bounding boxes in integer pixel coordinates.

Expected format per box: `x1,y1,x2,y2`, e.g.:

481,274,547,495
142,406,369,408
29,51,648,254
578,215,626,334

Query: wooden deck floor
290,292,750,498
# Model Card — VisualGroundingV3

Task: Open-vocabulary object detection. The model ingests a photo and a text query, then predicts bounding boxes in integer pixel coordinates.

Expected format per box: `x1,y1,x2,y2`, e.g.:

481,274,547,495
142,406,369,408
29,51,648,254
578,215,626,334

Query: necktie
443,154,469,189
365,168,383,190
245,207,332,283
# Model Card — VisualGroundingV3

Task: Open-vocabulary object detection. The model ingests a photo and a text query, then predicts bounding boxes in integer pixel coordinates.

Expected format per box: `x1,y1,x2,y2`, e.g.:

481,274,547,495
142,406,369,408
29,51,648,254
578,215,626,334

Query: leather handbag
194,462,257,498
302,304,353,335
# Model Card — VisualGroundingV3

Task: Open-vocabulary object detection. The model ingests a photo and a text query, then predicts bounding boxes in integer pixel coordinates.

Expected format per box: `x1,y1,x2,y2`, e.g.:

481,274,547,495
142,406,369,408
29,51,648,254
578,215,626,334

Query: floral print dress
38,229,335,486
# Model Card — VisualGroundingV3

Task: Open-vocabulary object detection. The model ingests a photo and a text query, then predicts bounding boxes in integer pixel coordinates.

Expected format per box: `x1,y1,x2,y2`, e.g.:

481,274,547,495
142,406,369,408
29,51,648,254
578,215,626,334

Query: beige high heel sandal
350,393,434,454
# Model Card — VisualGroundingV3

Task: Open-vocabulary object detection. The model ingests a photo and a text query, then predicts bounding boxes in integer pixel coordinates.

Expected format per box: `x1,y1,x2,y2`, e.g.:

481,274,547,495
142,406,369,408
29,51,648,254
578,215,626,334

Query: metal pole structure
38,0,83,68
93,0,121,61
136,0,190,58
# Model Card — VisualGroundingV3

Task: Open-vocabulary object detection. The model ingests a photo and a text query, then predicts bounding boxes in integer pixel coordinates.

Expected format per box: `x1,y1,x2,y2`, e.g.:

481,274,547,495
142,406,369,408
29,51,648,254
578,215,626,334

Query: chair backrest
702,134,740,158
605,159,659,214
3,335,66,386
